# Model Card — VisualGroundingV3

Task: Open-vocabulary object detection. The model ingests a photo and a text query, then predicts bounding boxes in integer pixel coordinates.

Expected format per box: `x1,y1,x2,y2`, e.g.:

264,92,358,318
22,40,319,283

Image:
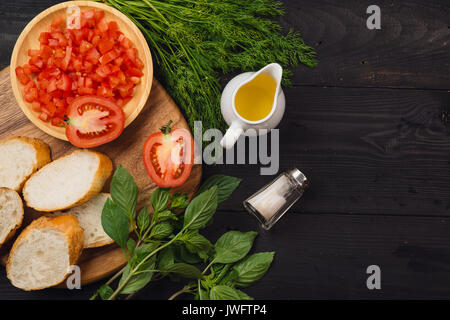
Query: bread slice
57,193,113,248
0,188,24,247
6,215,84,291
23,149,113,212
0,137,51,191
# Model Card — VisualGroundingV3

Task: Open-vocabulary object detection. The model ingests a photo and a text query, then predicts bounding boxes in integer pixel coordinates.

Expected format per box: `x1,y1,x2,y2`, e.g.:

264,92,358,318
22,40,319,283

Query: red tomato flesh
66,95,125,148
143,122,194,188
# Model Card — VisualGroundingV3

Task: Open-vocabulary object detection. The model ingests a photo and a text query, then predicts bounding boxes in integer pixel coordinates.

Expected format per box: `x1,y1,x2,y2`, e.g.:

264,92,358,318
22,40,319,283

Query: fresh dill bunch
99,0,317,131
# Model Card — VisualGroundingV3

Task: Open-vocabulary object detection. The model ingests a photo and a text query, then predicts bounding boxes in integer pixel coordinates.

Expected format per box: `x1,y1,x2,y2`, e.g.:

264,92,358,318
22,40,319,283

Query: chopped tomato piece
51,16,64,29
39,112,50,122
15,67,30,85
85,47,100,63
98,38,114,54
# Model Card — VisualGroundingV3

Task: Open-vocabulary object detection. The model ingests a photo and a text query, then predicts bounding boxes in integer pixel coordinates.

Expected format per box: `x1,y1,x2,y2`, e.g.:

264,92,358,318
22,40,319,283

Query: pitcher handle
220,121,244,149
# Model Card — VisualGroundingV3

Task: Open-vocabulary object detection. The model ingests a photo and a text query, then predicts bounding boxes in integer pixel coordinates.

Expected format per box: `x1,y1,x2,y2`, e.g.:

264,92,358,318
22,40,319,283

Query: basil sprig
92,165,274,300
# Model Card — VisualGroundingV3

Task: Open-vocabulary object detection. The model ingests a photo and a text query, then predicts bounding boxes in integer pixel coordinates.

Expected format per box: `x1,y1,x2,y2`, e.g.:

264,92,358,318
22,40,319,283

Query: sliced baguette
23,149,113,212
0,137,51,191
57,193,113,248
6,215,84,291
0,188,24,247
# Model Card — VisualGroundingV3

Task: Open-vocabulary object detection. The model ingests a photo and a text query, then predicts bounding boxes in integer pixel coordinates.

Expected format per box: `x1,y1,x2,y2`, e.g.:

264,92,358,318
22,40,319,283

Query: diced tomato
51,116,66,127
39,32,51,45
79,40,93,54
85,47,100,63
40,45,53,60
126,67,144,77
51,16,64,29
97,84,114,97
91,35,101,46
47,77,58,92
39,112,49,122
96,64,112,78
31,101,41,112
29,56,44,69
108,21,119,39
51,32,67,47
94,10,105,22
15,67,30,85
120,36,133,49
97,18,108,32
78,87,95,95
129,76,141,85
99,49,120,65
98,38,114,55
61,46,72,70
116,83,133,98
57,73,72,91
48,38,59,47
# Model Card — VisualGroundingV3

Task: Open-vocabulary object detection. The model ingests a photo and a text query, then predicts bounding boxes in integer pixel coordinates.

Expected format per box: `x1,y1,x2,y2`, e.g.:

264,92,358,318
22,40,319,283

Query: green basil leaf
158,246,175,269
137,206,150,232
209,285,253,300
180,230,214,261
197,175,241,204
218,269,239,286
98,284,114,300
156,210,178,223
150,222,173,239
127,238,136,258
232,252,275,287
174,245,203,264
170,192,189,209
150,188,170,213
183,186,218,230
101,198,130,249
110,165,138,220
161,263,203,279
214,231,258,264
135,243,159,260
198,286,209,300
118,259,155,295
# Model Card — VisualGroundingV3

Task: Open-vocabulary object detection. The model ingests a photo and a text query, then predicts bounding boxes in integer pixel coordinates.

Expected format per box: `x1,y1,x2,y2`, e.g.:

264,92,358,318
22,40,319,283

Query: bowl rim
10,0,153,141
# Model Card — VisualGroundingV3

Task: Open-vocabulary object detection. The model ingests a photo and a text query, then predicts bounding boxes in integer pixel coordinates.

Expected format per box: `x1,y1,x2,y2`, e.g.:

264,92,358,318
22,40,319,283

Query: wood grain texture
280,0,450,89
203,86,450,216
0,66,202,286
0,0,449,300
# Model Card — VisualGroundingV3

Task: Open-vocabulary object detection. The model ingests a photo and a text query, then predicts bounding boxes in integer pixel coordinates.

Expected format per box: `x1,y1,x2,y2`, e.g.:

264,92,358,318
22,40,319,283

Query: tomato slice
65,95,125,148
142,121,194,188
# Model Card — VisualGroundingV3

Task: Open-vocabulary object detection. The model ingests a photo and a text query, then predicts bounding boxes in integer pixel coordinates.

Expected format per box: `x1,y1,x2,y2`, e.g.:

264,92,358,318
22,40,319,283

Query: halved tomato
65,95,125,148
142,121,194,188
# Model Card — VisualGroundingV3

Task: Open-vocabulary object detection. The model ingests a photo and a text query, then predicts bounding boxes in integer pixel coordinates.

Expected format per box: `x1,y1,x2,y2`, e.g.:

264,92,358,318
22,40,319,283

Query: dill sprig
98,0,317,131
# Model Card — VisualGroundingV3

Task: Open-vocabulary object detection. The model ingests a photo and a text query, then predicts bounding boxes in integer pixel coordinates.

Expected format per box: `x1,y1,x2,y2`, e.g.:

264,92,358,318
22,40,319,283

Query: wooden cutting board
0,66,202,286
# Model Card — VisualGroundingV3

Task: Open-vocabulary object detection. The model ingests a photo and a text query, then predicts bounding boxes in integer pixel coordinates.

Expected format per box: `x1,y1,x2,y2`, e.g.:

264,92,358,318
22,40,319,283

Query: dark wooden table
0,0,449,300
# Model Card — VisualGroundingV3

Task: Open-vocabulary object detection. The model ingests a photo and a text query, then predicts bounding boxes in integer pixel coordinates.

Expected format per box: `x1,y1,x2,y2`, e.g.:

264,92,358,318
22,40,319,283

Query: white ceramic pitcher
220,63,285,149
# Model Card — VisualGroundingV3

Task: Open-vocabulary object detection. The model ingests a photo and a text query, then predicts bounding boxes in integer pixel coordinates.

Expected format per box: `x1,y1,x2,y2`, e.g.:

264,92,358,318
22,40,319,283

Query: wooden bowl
10,1,153,140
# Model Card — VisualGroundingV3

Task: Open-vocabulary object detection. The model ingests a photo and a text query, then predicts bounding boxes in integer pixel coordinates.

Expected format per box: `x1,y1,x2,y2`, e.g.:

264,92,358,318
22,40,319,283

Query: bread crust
6,215,84,291
0,187,24,247
22,149,113,212
0,136,51,191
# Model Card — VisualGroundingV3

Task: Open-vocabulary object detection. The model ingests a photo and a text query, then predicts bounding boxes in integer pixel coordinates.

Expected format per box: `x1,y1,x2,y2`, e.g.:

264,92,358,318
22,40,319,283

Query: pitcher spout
256,63,283,88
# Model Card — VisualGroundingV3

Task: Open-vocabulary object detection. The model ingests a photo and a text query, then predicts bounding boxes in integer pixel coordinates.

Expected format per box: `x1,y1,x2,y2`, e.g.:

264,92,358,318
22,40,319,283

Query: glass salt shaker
243,168,308,230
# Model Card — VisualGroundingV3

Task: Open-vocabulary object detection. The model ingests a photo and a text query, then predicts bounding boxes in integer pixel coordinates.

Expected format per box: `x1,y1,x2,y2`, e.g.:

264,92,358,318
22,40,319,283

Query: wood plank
203,86,450,216
3,211,450,299
280,0,450,89
1,0,449,90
